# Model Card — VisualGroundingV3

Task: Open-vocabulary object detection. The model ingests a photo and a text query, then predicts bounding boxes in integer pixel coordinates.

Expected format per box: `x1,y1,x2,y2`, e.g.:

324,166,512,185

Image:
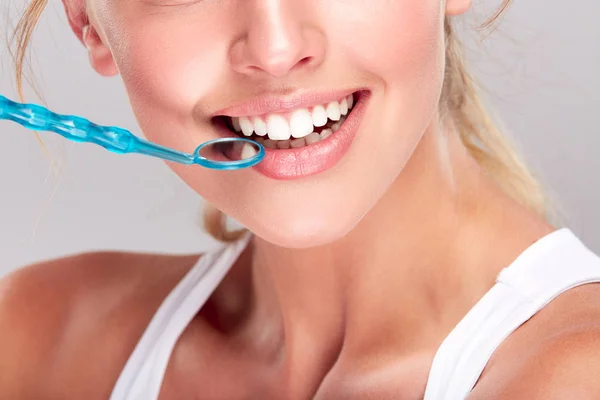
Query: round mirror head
193,137,264,170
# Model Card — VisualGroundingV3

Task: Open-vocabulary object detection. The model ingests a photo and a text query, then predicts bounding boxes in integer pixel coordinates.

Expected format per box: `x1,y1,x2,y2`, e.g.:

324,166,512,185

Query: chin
246,211,359,249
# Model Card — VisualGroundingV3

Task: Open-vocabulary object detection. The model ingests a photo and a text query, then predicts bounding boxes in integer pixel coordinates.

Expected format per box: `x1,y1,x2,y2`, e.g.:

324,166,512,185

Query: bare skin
2,122,600,399
3,0,600,398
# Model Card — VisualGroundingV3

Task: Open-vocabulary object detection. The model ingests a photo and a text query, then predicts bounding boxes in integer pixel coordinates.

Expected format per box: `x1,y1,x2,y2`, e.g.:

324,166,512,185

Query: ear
62,0,119,77
445,0,472,16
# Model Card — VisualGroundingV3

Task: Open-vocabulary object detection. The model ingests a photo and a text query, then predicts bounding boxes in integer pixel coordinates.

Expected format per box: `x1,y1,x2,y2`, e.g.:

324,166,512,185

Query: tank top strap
424,228,600,399
110,231,253,400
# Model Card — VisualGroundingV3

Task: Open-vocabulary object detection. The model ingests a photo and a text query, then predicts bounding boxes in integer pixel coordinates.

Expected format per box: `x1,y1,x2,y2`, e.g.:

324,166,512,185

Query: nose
229,1,326,79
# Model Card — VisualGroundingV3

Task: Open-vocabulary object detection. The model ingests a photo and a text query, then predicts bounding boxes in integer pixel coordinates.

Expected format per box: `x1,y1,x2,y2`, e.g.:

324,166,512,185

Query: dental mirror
0,94,265,170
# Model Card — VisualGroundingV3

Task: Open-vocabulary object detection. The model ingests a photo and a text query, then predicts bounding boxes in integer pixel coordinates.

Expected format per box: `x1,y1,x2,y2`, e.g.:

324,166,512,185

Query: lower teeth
254,116,346,149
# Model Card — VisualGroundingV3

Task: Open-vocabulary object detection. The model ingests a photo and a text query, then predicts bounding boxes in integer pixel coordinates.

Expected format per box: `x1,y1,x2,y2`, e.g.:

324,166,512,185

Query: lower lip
225,91,370,180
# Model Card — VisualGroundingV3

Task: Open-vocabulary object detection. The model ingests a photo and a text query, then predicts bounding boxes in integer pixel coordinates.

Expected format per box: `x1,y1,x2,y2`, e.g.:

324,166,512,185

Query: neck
246,117,554,392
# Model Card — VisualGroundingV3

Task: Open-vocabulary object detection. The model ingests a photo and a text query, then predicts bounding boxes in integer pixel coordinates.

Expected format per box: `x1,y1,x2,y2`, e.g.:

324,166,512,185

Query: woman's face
82,0,470,248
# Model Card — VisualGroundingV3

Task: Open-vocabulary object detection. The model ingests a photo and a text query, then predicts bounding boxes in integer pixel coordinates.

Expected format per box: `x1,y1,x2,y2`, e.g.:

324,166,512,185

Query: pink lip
211,90,371,180
214,88,362,118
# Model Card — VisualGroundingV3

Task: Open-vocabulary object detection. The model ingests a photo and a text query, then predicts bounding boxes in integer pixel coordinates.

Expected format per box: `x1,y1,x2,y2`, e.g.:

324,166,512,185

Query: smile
226,94,355,149
213,90,370,180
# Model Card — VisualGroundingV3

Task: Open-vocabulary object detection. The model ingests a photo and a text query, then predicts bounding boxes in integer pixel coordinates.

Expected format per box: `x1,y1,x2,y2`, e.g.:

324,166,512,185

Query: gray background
1,1,599,275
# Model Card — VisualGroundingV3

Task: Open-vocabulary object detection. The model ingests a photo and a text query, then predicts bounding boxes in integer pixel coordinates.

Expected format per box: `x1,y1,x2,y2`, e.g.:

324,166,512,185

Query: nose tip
229,15,325,79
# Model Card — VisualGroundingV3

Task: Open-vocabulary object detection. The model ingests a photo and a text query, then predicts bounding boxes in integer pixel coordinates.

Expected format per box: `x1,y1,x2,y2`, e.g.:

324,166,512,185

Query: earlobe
445,0,472,16
82,24,119,77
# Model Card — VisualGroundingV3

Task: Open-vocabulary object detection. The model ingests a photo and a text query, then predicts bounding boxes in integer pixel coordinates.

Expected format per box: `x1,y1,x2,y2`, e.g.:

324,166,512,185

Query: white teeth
320,128,333,140
311,105,328,127
241,142,258,159
276,140,291,149
228,93,356,144
232,117,242,132
340,98,349,115
236,115,346,151
239,116,254,136
326,101,341,121
252,117,267,136
289,109,314,138
305,132,320,145
266,114,291,140
290,138,306,148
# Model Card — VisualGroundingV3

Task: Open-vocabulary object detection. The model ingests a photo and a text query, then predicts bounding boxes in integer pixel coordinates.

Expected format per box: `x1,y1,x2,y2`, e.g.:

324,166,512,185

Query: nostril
293,56,316,71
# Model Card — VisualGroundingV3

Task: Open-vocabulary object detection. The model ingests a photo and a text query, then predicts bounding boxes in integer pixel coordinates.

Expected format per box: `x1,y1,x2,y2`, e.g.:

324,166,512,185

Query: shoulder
0,250,198,398
470,283,600,399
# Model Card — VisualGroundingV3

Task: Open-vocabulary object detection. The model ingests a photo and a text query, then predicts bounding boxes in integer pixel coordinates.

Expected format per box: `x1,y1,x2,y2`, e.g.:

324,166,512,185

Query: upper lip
213,88,365,118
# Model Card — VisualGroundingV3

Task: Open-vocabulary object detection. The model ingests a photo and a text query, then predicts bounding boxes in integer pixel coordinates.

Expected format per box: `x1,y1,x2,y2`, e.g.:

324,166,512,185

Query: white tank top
110,228,600,400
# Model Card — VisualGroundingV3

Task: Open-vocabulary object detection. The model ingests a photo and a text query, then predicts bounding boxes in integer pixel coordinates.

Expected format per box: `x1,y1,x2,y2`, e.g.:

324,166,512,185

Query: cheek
334,0,443,78
333,0,445,126
118,30,222,105
102,11,231,147
332,0,446,159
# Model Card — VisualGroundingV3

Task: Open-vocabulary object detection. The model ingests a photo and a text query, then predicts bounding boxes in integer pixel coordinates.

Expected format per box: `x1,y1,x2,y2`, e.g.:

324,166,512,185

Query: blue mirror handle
0,94,195,164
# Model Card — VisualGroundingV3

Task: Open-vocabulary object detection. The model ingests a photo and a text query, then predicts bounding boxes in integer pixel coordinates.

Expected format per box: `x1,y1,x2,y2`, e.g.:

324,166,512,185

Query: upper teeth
230,94,355,141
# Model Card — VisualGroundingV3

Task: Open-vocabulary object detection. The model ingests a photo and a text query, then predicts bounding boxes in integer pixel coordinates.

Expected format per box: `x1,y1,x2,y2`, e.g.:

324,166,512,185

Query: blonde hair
10,0,553,243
